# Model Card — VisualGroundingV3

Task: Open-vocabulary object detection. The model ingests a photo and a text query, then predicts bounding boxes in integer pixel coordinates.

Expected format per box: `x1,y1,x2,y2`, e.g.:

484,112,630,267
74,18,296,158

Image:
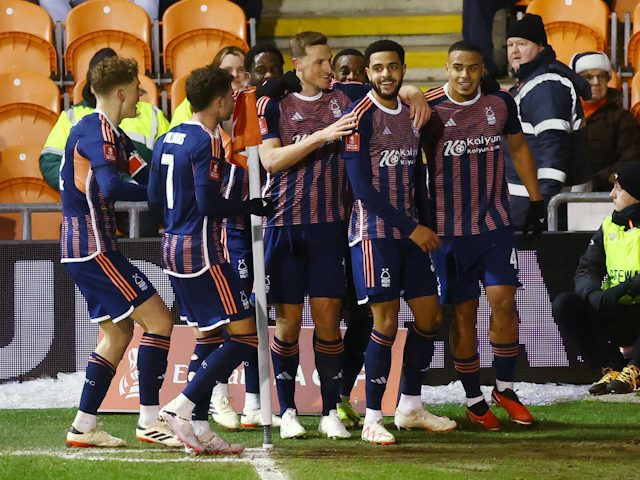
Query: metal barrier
547,192,611,231
0,202,148,240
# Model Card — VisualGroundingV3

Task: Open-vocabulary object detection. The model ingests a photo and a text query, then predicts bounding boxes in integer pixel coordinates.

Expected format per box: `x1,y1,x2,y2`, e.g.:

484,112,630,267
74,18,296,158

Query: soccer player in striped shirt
424,40,544,430
60,57,179,449
343,40,457,445
148,66,273,454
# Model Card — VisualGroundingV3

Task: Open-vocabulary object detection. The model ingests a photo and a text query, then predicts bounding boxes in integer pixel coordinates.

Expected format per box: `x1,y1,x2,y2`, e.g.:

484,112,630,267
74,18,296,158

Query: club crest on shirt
259,117,268,135
485,106,496,126
345,132,360,152
103,144,117,163
330,99,342,118
209,159,221,181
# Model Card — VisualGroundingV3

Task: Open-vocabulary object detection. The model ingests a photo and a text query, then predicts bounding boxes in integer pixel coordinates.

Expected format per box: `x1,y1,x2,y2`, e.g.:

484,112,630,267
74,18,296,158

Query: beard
371,77,403,101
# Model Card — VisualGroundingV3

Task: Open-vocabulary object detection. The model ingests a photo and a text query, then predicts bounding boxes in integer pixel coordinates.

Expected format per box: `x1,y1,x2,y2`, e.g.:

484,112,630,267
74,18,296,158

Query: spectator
462,0,517,76
245,42,284,87
552,162,640,395
504,13,592,229
570,51,640,192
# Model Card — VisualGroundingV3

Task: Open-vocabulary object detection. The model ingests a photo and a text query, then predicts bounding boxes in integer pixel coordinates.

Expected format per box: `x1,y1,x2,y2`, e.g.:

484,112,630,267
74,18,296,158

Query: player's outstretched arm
259,112,357,174
93,164,147,202
399,85,431,128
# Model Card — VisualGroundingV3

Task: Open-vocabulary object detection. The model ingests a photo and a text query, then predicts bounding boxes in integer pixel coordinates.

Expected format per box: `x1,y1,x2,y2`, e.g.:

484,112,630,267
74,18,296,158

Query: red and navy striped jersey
149,121,228,277
257,82,368,227
424,85,521,237
343,91,424,244
60,111,147,262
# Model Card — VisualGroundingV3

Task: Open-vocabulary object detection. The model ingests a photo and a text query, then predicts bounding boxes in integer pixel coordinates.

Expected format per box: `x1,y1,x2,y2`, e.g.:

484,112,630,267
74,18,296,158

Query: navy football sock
244,347,260,395
400,323,436,396
364,329,395,410
137,333,171,407
491,341,519,387
189,333,224,421
183,334,258,405
453,353,482,400
79,352,116,415
340,311,373,398
271,337,299,416
313,333,345,415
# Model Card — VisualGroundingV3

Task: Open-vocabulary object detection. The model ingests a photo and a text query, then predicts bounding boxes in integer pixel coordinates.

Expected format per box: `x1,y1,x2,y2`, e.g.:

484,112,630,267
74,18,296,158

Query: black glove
626,274,640,298
587,283,629,311
246,197,274,217
256,71,301,99
522,200,546,241
480,73,500,95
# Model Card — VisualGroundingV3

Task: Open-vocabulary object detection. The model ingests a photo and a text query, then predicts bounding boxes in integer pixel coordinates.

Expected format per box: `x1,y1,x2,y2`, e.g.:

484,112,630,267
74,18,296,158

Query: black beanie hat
507,14,548,46
614,162,640,201
82,47,118,107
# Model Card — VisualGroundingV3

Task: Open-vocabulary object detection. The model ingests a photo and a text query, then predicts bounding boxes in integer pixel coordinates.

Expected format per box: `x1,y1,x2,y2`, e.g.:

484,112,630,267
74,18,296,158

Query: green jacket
169,98,193,129
39,101,169,190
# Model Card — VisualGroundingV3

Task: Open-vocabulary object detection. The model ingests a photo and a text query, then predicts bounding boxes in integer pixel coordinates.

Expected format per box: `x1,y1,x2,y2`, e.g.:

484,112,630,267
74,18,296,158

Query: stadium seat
170,74,188,116
630,71,640,120
72,75,159,107
0,145,44,183
65,0,152,81
0,0,57,76
526,0,609,65
0,177,61,240
0,71,60,150
625,3,640,68
162,0,248,80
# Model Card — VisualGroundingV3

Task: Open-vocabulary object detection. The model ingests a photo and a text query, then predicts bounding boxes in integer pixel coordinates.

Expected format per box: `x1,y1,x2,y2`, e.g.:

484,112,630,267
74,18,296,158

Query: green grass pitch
1,401,640,480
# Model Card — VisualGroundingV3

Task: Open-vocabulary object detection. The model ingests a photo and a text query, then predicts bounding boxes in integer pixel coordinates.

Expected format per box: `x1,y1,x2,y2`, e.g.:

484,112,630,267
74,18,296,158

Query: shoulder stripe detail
256,96,271,116
424,87,445,102
99,115,115,143
352,97,374,124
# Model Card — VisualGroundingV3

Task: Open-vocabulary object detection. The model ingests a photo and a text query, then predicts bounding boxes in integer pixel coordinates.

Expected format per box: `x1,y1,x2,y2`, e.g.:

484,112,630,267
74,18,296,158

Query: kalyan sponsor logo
443,135,501,157
379,148,418,167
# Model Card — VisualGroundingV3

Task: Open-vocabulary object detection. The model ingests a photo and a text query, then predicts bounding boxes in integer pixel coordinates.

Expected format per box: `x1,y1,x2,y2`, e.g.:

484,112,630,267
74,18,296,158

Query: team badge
345,132,360,152
103,144,117,163
380,268,391,288
209,160,221,181
330,99,342,118
259,117,268,135
485,106,496,126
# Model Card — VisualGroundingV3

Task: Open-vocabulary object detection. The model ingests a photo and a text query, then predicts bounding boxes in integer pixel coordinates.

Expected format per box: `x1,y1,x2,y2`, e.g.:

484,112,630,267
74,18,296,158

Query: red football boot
491,387,534,425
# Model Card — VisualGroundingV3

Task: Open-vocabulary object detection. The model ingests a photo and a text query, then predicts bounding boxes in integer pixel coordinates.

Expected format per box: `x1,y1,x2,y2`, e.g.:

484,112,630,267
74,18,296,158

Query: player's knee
374,317,398,338
275,317,301,342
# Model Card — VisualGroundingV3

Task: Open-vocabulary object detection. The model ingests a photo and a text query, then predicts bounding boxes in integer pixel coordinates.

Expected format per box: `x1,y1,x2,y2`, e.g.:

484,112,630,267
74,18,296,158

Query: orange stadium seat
0,177,61,240
0,0,57,76
0,71,60,150
170,74,188,116
65,0,152,81
162,0,248,80
0,144,44,183
72,75,159,106
629,71,640,120
526,0,609,65
625,3,640,68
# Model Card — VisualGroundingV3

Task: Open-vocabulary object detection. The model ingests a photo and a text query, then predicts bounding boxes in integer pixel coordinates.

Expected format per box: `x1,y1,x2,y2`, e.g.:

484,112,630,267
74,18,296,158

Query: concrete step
263,0,462,16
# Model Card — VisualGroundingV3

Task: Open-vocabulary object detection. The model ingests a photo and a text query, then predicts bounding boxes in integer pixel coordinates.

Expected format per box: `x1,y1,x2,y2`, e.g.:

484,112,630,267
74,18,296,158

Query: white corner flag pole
247,145,273,449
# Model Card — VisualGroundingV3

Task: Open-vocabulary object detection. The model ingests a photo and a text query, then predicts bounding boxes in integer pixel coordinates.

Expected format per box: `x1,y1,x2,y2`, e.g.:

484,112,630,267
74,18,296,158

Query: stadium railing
547,192,611,232
0,201,147,240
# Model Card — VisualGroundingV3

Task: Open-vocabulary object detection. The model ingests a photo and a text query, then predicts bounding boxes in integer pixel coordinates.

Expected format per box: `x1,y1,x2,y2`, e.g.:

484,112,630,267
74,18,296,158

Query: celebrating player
424,41,544,430
344,39,457,445
148,65,273,454
61,57,179,449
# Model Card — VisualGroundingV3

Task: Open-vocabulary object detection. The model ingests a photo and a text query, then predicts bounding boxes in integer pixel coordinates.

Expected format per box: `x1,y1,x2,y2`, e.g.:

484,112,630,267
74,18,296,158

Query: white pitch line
5,447,289,479
244,448,289,480
5,450,242,463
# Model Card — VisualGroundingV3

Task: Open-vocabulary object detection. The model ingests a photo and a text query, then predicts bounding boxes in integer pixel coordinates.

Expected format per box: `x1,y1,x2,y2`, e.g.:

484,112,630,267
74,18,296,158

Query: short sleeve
259,97,281,141
497,91,522,135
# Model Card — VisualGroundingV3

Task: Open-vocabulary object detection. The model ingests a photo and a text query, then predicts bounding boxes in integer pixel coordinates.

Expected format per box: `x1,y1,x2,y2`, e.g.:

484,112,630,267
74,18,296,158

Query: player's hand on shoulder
409,224,440,252
319,112,357,143
404,87,431,129
256,71,301,99
246,197,275,217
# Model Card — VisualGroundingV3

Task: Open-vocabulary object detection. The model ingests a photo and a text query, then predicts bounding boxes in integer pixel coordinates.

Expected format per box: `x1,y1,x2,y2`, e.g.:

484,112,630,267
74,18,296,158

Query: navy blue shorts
169,263,254,331
263,222,346,304
223,226,253,292
350,237,439,305
431,227,520,304
65,251,156,323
